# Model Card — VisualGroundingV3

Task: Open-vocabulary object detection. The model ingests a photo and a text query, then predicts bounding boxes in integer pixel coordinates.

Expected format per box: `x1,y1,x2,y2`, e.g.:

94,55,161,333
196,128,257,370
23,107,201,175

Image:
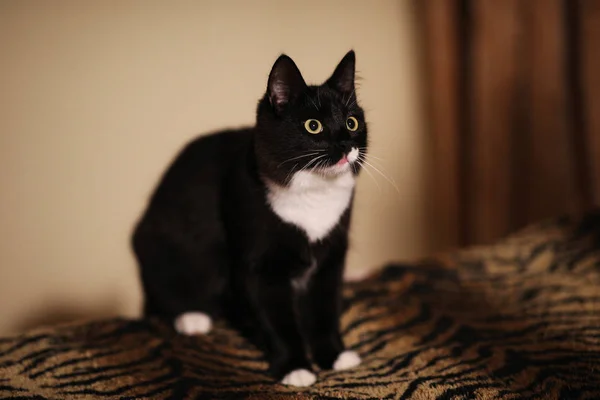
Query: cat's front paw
174,312,212,335
280,369,317,387
333,350,361,370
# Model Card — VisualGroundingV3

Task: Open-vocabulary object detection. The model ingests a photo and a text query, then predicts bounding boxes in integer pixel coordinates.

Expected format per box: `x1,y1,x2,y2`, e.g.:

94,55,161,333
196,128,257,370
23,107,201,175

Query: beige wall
0,0,427,335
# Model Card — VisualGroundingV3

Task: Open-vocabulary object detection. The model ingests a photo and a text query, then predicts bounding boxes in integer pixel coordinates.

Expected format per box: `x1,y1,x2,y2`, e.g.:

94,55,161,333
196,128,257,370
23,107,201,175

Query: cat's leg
170,252,226,336
143,268,220,335
173,311,213,335
301,247,361,371
137,238,227,335
243,272,315,386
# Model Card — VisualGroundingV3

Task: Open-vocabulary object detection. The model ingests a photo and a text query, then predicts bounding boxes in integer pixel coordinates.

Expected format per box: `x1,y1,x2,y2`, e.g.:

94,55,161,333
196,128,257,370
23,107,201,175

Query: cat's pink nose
337,155,348,165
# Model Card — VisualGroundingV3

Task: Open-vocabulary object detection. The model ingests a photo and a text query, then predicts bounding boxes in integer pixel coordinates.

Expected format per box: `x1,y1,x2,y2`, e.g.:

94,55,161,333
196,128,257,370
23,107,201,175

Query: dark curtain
419,0,600,249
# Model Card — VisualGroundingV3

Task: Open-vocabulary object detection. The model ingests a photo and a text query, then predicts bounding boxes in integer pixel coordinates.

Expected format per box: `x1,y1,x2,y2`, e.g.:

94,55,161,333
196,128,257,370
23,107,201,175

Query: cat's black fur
132,51,368,381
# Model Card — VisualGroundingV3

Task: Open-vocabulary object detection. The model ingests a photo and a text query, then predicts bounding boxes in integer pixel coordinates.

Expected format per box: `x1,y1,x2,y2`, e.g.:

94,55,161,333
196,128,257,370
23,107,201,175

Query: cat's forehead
307,85,344,103
299,85,355,117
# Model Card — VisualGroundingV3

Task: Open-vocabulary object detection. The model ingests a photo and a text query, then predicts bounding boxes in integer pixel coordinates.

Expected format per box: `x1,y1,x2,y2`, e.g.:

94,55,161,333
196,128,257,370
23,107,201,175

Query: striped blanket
1,212,599,399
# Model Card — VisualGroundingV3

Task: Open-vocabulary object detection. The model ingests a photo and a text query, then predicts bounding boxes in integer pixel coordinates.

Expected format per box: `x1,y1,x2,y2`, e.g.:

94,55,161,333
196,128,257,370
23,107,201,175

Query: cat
132,50,368,387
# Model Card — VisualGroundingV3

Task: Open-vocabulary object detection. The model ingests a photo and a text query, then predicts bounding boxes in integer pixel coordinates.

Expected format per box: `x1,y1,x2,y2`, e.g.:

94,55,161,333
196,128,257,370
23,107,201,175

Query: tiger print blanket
1,212,600,399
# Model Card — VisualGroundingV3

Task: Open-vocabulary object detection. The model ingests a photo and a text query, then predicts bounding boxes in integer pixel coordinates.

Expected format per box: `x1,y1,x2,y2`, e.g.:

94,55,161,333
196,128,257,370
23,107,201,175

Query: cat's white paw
333,350,361,371
281,369,316,387
174,312,212,335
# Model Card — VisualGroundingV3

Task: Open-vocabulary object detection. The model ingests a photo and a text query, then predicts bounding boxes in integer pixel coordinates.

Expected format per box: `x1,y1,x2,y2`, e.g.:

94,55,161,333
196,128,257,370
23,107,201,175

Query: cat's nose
339,141,353,152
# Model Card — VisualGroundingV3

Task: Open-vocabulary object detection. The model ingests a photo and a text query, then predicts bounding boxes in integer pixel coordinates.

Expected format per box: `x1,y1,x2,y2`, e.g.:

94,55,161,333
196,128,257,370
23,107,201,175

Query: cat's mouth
336,155,349,166
316,148,359,176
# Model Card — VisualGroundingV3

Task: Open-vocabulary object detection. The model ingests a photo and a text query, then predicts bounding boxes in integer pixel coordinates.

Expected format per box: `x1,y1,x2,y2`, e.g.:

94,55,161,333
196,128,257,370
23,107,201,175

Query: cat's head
255,51,367,185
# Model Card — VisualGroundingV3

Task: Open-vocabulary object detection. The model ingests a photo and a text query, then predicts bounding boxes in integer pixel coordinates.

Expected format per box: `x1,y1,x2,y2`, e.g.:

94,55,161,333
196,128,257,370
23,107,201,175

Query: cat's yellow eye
304,119,323,134
346,116,359,132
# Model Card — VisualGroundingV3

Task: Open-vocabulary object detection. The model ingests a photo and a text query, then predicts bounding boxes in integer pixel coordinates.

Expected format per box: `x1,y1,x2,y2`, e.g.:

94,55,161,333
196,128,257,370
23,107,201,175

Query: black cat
132,51,368,386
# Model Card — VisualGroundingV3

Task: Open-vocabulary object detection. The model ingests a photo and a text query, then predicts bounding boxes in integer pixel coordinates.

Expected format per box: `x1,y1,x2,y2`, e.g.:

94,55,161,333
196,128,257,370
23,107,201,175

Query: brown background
0,0,428,335
421,0,600,249
2,0,598,337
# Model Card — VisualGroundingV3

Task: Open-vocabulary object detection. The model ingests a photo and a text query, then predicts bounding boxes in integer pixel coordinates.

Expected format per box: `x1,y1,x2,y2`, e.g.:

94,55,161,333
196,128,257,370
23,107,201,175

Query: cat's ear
267,55,307,113
327,50,356,95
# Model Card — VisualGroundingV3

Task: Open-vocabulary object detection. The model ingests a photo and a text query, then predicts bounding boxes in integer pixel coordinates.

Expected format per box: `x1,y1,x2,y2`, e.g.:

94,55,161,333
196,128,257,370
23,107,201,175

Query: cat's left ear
326,50,356,95
267,54,307,113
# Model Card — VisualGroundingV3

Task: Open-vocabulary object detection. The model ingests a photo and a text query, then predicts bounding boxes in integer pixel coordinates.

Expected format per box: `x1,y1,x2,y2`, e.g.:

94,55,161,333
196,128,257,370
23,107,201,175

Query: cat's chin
316,163,354,178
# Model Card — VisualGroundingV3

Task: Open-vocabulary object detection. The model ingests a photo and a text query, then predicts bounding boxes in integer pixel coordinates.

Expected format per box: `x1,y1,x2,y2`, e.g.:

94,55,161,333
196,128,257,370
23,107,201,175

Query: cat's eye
346,116,359,132
304,119,323,134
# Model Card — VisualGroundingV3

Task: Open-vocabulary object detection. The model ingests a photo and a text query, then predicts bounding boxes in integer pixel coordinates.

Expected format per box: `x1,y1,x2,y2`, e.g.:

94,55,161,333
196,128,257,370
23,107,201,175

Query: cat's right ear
326,50,356,95
267,55,307,113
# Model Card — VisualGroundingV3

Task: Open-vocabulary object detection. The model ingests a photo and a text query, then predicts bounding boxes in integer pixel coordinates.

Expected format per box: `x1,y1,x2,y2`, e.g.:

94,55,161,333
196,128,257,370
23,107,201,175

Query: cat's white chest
266,171,355,242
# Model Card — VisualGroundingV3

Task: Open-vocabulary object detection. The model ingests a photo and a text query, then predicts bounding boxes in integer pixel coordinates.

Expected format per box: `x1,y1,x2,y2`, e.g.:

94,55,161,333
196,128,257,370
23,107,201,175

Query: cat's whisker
310,160,325,175
307,96,319,111
284,152,327,181
355,148,389,168
356,160,381,192
357,155,392,183
358,150,385,163
302,154,328,172
277,152,321,168
366,155,386,163
317,87,322,108
284,163,299,184
362,158,397,185
281,148,326,156
359,157,400,193
344,88,356,107
304,154,325,169
315,158,330,173
361,156,388,171
318,160,329,172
